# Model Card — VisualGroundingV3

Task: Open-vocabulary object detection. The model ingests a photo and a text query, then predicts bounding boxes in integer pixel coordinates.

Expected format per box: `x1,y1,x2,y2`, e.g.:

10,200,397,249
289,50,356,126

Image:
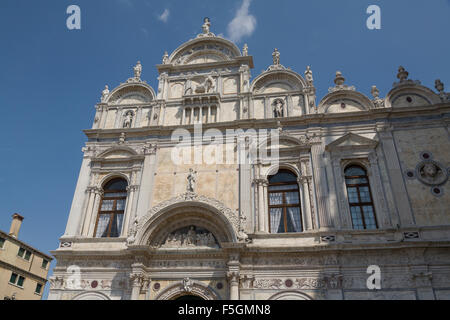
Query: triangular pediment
326,133,378,151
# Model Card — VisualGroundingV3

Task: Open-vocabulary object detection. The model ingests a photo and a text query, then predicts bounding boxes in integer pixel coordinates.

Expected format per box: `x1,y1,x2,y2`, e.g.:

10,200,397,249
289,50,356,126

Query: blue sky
0,0,449,299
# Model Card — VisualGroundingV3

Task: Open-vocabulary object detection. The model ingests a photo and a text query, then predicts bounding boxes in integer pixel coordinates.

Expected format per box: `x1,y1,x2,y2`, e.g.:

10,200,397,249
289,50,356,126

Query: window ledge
8,282,24,290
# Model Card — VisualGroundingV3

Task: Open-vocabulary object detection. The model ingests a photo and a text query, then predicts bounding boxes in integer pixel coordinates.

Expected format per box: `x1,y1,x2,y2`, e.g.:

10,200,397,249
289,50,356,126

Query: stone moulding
130,192,241,246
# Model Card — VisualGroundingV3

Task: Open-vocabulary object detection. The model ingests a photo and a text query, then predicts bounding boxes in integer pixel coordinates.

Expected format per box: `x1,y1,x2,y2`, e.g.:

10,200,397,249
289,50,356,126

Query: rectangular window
0,237,5,248
17,276,25,287
35,283,43,294
42,259,49,269
9,273,25,288
17,247,32,261
9,273,18,284
18,247,25,258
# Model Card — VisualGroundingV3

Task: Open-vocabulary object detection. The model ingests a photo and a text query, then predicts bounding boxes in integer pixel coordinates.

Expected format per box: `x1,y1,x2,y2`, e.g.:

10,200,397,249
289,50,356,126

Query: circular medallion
416,160,448,186
91,281,98,289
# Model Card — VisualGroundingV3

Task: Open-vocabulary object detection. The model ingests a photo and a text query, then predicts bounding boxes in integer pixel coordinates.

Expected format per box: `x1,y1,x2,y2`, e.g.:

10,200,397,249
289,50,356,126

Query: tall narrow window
268,170,302,233
94,178,128,238
345,165,377,230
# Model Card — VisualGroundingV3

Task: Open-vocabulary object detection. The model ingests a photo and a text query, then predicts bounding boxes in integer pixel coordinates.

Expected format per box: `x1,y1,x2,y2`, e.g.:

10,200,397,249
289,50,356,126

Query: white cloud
227,0,257,43
158,9,170,23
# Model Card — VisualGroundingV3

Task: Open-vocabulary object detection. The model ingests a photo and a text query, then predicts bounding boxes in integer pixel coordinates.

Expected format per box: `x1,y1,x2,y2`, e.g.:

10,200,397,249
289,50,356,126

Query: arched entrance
174,295,205,301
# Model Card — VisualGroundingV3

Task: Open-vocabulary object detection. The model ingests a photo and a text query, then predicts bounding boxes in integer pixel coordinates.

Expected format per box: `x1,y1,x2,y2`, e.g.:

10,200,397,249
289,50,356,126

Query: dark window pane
35,283,43,294
345,166,366,177
96,214,111,238
104,192,128,198
104,179,128,191
269,193,283,206
270,208,283,234
268,184,297,191
287,207,302,232
24,251,31,261
346,178,368,185
116,199,126,211
109,214,124,238
347,187,359,204
285,192,300,205
359,187,372,202
17,276,25,287
0,237,5,248
18,247,25,257
42,260,49,269
9,273,18,284
268,170,297,184
351,207,364,230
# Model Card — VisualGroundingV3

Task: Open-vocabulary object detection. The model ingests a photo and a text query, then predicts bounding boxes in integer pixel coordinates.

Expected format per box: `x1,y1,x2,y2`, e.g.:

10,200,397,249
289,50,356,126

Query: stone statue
435,79,448,101
101,85,110,102
272,48,280,65
397,66,409,82
273,99,284,118
371,85,385,108
305,66,313,84
134,61,142,79
187,168,196,193
123,111,134,128
185,226,197,246
182,278,193,292
184,78,193,95
243,44,248,56
162,51,169,64
202,17,211,34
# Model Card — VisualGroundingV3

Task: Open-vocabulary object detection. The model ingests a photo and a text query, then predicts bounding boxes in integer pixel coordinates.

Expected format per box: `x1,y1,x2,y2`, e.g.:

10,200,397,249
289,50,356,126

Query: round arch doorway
174,294,205,301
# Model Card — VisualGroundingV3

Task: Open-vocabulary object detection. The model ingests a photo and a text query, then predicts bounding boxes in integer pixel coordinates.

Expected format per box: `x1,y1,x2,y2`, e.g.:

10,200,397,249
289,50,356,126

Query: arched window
345,166,377,230
268,170,302,233
94,178,128,238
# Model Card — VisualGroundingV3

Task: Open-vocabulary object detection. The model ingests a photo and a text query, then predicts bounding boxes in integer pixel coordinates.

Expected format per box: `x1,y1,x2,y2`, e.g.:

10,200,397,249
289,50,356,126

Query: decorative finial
118,132,126,145
162,51,169,64
243,44,248,56
334,71,345,86
397,66,409,82
101,85,109,102
272,48,280,65
134,61,142,79
305,66,313,84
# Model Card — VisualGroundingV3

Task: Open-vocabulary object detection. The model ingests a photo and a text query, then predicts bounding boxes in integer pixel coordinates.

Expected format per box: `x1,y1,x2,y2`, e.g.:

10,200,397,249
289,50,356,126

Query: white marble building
49,19,450,300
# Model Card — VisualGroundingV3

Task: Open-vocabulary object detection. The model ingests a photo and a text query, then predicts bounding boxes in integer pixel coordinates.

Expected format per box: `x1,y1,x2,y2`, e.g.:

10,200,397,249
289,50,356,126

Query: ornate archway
129,193,243,246
156,281,221,300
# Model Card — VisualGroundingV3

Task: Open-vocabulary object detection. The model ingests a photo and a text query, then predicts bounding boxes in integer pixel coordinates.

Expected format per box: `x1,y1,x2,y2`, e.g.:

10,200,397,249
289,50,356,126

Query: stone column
135,144,158,220
310,140,334,229
228,272,240,300
378,129,414,227
87,188,104,237
81,187,98,236
64,151,92,236
130,274,142,300
255,179,267,233
123,184,137,237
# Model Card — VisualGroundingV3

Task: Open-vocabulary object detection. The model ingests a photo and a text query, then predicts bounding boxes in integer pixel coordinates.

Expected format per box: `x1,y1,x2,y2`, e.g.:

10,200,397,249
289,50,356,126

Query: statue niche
123,110,134,128
160,226,219,249
272,99,285,118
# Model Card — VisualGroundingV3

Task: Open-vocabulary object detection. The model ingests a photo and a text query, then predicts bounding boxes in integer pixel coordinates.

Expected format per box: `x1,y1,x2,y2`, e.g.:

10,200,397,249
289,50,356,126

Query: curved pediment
318,90,374,114
251,70,306,95
97,146,139,159
169,38,241,66
385,83,440,109
107,83,155,105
